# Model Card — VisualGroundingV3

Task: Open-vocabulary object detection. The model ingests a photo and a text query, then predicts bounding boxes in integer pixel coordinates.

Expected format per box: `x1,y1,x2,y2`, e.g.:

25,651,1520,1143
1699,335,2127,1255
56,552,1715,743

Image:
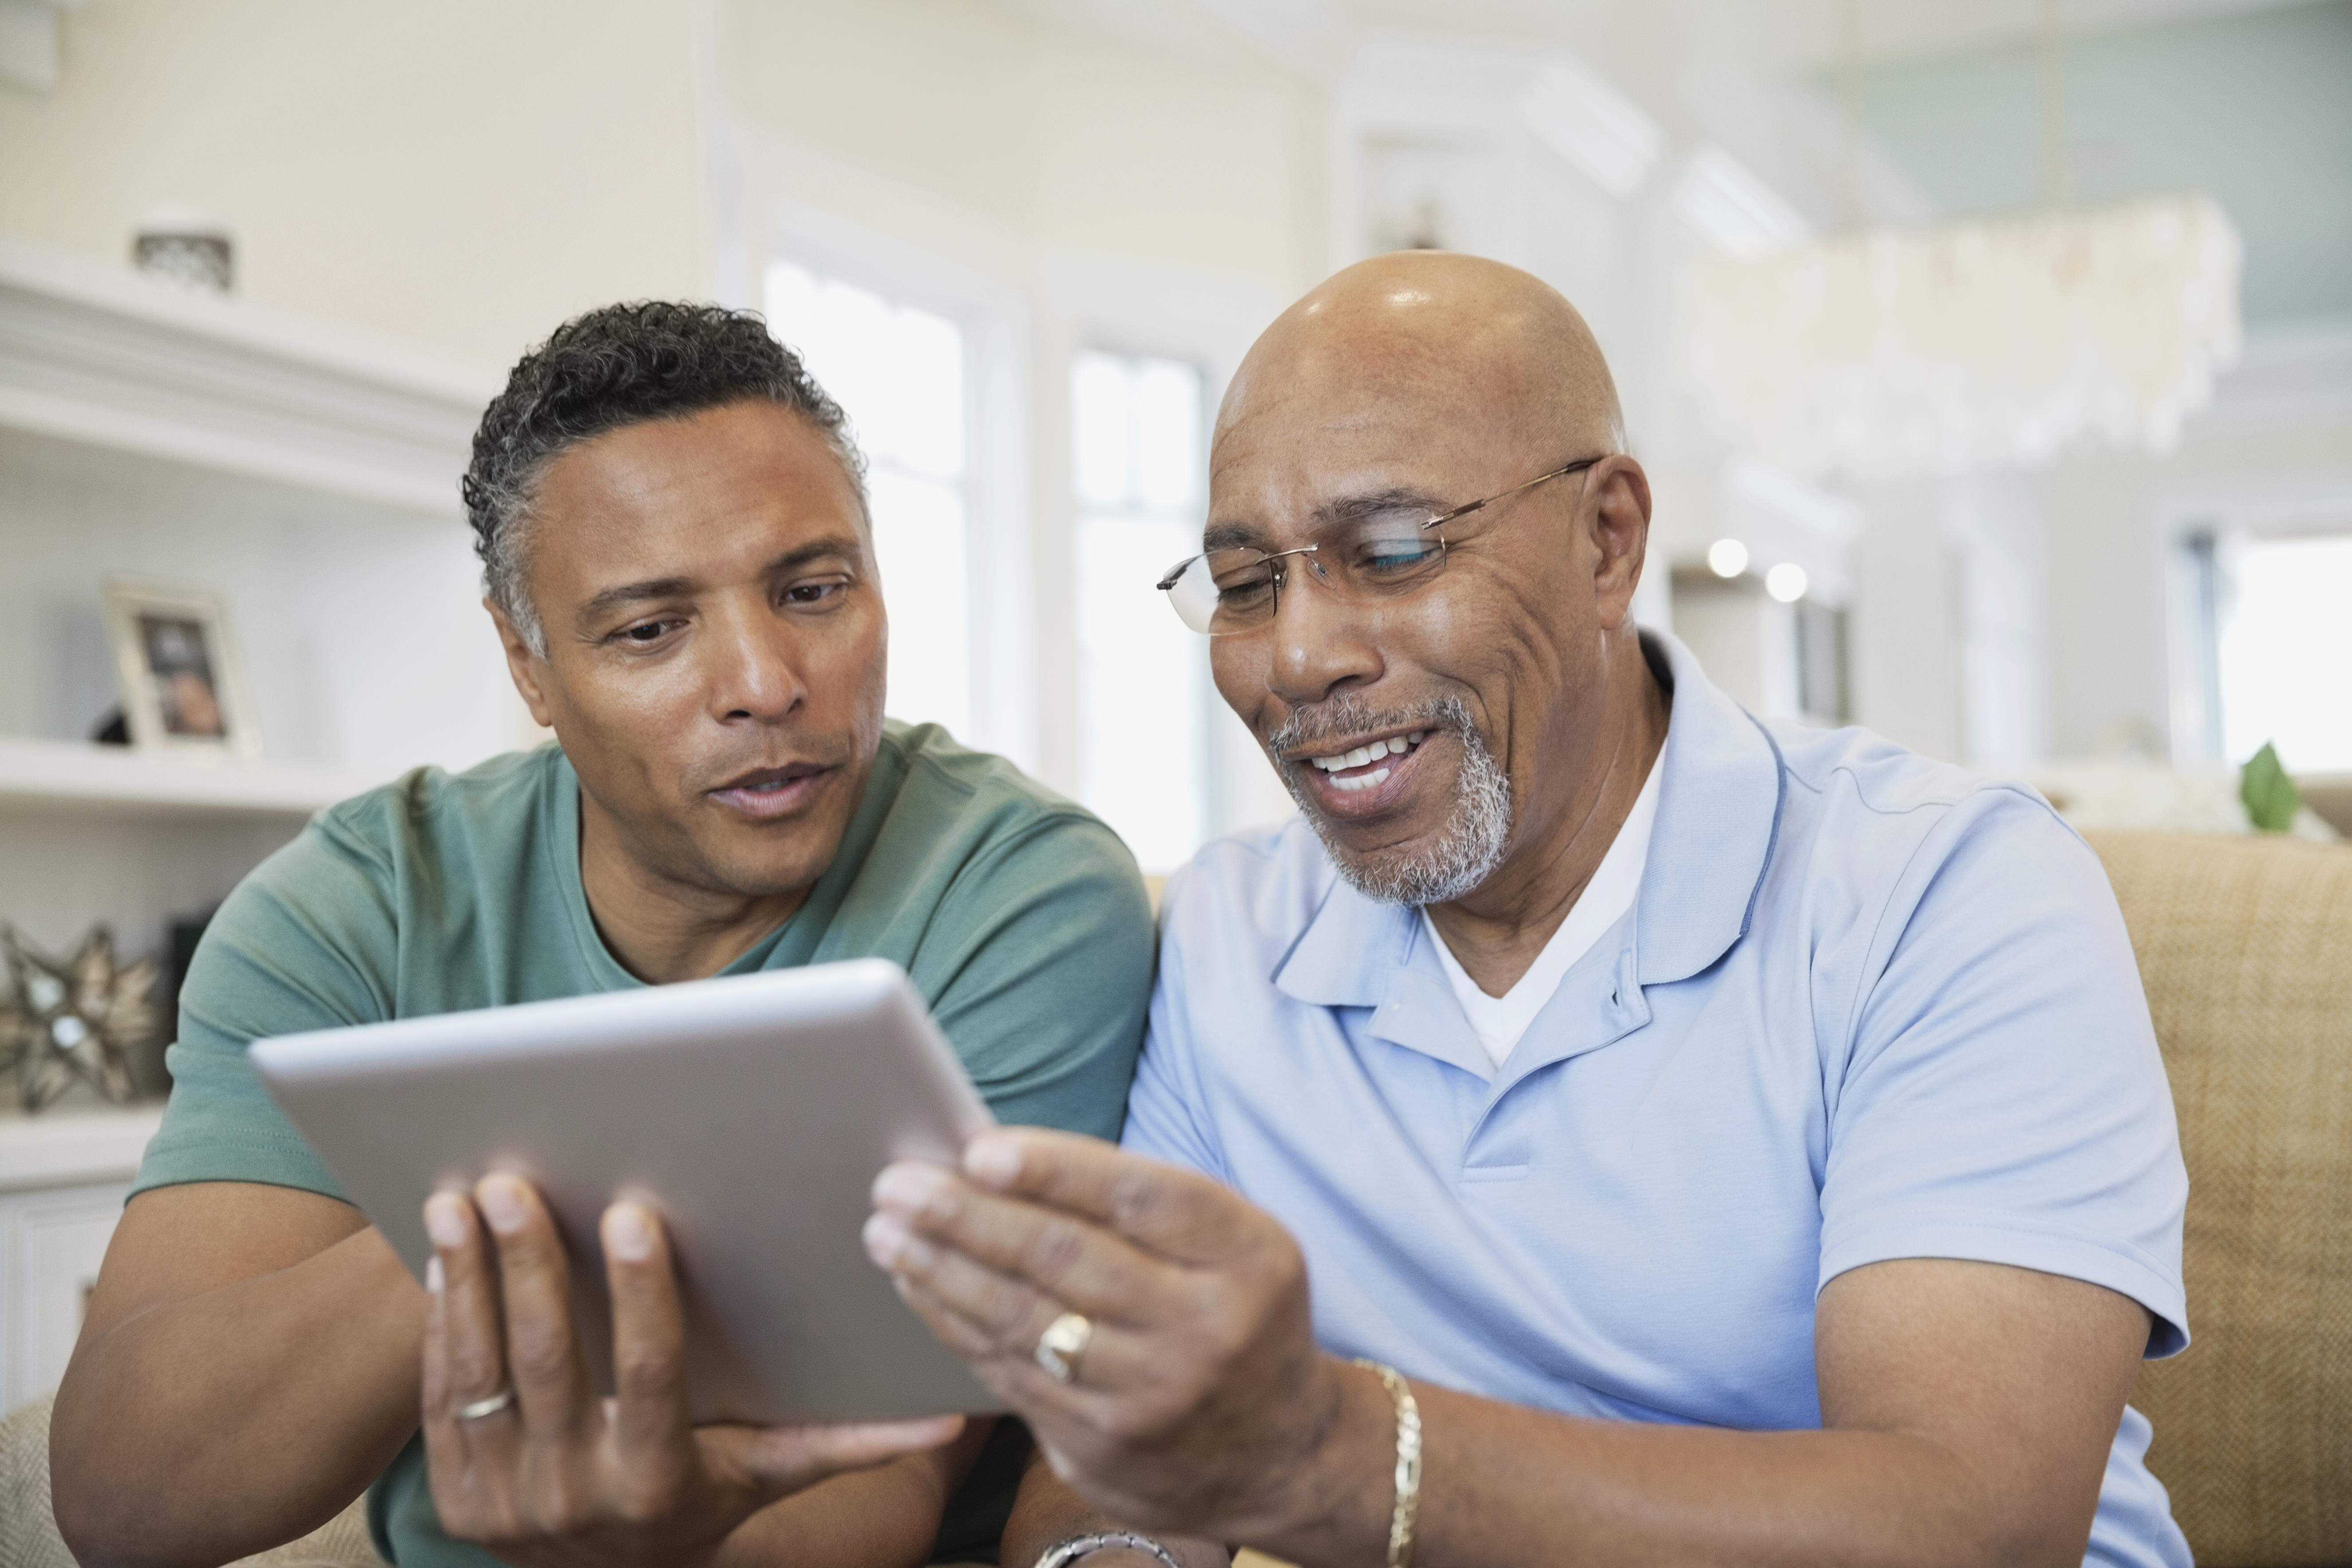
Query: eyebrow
574,536,866,626
1200,487,1449,554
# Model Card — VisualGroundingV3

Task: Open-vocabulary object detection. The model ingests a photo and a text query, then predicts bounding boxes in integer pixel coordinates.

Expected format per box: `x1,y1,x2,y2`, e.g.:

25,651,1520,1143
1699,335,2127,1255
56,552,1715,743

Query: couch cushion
2088,830,2352,1568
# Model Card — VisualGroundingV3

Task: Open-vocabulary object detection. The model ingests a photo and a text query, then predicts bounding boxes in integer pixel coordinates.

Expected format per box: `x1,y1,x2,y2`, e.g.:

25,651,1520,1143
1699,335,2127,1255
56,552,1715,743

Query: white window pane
1133,359,1203,511
889,305,965,479
1073,353,1134,509
2219,532,2352,773
1078,515,1206,870
870,472,971,740
809,280,894,460
764,262,820,359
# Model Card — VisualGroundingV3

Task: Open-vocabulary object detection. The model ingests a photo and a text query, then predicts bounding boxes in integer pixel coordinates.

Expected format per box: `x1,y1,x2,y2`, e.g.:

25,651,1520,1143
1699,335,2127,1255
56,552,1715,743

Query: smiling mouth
1297,730,1431,794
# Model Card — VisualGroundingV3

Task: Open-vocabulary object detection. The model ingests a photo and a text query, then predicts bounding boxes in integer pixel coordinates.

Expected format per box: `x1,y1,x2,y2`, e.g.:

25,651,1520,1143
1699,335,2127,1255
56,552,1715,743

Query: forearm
1004,1451,1229,1568
1252,1362,2050,1568
51,1225,425,1568
713,1419,995,1568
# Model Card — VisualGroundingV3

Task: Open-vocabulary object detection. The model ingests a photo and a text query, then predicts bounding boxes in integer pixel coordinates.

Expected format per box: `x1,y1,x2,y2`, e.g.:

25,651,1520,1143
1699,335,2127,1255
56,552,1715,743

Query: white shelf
0,735,383,819
0,238,495,515
0,1105,162,1194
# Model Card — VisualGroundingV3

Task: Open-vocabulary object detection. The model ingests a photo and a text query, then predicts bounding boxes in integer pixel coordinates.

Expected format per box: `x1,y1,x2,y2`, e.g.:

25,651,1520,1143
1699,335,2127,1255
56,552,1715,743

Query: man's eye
783,577,852,607
615,619,681,645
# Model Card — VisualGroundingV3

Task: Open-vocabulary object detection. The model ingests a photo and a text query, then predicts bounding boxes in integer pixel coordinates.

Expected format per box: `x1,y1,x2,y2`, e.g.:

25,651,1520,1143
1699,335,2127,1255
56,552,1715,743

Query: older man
55,304,1153,1568
866,253,2190,1568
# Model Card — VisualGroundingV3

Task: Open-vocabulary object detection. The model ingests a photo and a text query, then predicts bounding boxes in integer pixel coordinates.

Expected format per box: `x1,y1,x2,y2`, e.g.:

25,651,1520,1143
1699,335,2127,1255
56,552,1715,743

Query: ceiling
1002,0,2349,323
1852,0,2352,320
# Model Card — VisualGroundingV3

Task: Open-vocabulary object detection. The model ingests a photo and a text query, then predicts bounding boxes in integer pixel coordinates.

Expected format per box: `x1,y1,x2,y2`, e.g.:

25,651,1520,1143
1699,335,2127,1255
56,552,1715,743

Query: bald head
1216,252,1626,469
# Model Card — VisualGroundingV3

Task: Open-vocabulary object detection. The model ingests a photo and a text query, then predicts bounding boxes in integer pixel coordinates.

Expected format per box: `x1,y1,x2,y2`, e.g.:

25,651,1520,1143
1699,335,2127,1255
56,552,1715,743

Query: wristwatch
1032,1531,1183,1568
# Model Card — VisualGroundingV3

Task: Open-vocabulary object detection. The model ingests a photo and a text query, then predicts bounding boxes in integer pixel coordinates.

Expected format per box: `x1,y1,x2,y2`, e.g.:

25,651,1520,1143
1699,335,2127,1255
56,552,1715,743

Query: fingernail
966,1135,1021,1187
426,1256,445,1293
604,1202,653,1263
477,1175,527,1234
424,1193,470,1248
872,1163,940,1213
862,1210,908,1266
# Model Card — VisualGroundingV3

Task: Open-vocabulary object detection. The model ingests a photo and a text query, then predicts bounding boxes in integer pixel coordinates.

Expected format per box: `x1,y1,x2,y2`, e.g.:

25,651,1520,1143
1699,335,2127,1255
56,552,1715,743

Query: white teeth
1409,731,1426,744
1307,733,1427,774
1313,754,1346,771
1332,766,1391,793
1342,746,1369,768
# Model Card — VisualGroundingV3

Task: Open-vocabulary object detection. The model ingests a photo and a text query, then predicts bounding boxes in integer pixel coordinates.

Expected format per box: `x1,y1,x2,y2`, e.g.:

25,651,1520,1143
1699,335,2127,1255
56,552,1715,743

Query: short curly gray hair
461,301,866,655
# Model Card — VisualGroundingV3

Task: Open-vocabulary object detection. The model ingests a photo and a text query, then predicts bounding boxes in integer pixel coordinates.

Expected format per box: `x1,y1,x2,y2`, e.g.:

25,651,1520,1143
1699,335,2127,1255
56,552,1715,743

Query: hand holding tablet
251,960,1002,1561
415,1169,962,1565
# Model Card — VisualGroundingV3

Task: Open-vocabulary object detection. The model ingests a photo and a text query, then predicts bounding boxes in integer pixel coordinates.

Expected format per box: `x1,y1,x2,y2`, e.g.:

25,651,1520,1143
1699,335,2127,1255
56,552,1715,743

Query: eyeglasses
1155,456,1605,636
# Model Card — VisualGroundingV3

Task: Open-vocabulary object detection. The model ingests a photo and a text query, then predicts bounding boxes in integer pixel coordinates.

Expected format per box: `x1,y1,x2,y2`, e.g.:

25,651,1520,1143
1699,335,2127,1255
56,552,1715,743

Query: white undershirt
1421,752,1663,1070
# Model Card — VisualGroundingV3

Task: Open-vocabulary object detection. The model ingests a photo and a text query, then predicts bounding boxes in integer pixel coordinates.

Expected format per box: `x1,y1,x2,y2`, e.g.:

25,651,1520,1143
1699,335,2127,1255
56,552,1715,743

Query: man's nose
1263,568,1385,708
709,605,807,723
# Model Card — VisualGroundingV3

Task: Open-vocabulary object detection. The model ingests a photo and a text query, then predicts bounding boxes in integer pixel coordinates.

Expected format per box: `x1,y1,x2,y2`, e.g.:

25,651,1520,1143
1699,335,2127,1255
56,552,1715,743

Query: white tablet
249,959,1000,1425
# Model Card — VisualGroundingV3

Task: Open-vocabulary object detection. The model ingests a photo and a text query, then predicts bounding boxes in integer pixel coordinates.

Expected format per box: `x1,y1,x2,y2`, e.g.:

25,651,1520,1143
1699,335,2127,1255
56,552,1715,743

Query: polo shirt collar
1634,628,1785,985
1270,628,1783,1021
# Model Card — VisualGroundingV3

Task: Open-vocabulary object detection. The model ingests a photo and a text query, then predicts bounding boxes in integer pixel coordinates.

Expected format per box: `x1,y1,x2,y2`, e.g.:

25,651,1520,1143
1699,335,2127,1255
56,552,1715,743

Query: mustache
1264,692,1475,763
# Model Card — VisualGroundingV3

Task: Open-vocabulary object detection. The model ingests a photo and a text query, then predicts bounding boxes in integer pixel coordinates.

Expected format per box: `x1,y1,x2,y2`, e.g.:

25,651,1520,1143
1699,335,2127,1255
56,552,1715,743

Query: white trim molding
0,240,496,515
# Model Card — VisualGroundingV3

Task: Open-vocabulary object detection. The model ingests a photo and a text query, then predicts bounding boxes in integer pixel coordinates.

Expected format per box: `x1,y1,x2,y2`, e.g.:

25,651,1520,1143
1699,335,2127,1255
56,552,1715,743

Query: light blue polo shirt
1124,630,2190,1568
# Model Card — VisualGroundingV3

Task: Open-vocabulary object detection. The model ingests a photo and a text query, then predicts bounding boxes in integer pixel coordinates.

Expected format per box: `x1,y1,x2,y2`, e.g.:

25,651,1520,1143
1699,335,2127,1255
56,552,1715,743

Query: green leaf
2240,742,2302,834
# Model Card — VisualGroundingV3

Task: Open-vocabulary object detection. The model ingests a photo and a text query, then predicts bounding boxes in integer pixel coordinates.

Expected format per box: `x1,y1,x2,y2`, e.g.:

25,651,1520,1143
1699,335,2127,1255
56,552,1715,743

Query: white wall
0,0,708,372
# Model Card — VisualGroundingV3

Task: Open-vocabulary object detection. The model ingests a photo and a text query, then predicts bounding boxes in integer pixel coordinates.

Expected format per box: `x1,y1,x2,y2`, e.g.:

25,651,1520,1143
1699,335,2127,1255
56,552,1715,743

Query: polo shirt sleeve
1118,864,1229,1181
131,809,399,1202
910,813,1156,1144
1816,789,2189,1355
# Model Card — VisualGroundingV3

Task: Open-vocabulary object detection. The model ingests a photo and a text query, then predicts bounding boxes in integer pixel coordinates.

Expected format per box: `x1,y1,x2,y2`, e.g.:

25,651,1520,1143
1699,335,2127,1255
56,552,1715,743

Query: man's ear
1589,458,1653,630
486,599,557,730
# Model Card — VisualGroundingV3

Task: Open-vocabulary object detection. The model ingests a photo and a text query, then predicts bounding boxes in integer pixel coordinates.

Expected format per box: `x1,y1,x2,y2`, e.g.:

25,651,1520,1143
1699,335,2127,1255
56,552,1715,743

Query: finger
600,1201,695,1471
425,1191,513,1422
476,1173,595,1437
863,1206,1131,1374
702,1414,966,1496
884,1271,1128,1423
868,1164,1174,1317
421,1191,518,1517
961,1130,1250,1266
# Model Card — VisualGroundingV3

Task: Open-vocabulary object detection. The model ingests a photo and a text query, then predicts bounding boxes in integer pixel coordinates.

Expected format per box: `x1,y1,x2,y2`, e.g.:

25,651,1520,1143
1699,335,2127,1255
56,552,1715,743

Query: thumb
702,1414,967,1493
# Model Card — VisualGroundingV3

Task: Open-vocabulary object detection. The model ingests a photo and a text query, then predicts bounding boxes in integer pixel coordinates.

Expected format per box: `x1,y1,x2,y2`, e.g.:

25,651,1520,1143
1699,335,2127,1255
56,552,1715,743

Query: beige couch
2090,830,2352,1566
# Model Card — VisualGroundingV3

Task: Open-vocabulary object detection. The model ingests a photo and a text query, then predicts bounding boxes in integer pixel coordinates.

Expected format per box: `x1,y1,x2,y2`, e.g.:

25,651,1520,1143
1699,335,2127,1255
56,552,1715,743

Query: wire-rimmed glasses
1154,456,1605,636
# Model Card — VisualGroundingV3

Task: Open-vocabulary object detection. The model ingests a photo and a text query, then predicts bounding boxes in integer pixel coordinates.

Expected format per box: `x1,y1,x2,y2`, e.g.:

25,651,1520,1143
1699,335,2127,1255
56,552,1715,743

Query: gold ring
1033,1311,1093,1383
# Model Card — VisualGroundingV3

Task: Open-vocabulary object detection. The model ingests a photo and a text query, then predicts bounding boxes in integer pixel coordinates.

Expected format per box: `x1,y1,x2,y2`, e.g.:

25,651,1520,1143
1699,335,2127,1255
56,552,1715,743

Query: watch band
1033,1530,1183,1568
1354,1358,1423,1568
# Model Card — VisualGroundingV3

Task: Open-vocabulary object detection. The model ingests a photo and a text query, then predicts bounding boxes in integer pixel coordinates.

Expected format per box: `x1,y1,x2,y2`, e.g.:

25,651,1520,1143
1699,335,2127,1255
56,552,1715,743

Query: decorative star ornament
0,925,158,1111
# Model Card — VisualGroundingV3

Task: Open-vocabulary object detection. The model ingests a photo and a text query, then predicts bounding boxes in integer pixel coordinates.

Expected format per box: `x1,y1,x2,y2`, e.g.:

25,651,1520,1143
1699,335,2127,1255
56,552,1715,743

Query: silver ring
1033,1311,1093,1384
457,1387,516,1420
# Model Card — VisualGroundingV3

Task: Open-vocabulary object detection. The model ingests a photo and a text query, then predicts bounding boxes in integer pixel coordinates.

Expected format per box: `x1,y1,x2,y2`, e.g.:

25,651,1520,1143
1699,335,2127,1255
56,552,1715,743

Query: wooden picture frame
101,577,259,758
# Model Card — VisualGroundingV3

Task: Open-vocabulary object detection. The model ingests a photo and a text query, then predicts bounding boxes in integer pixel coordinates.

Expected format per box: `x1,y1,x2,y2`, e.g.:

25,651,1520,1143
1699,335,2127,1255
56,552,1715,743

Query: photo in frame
101,577,260,757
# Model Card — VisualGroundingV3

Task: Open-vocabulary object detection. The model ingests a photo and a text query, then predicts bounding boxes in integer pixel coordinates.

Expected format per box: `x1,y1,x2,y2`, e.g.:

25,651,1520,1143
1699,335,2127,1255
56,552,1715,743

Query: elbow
51,1375,168,1568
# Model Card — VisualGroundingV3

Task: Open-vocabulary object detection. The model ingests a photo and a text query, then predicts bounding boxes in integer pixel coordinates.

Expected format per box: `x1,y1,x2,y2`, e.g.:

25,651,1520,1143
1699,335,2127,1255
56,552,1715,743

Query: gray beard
1267,692,1512,907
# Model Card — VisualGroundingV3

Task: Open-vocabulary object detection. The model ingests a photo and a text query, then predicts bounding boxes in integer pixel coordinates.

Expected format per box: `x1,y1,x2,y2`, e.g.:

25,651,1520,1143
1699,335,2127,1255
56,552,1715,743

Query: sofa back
2088,829,2352,1568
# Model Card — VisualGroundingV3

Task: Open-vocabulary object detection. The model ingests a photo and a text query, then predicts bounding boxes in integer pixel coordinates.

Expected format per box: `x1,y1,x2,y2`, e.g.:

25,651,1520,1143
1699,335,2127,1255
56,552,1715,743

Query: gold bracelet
1353,1359,1422,1568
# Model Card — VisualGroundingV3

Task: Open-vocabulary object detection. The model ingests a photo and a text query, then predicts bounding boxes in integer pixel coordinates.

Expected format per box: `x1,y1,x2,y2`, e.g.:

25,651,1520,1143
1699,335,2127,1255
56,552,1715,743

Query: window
2214,529,2352,772
764,261,971,739
1072,351,1210,872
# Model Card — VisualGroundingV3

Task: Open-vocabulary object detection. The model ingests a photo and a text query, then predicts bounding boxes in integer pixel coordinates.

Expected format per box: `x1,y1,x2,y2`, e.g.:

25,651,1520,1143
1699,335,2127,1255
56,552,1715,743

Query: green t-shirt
134,721,1153,1567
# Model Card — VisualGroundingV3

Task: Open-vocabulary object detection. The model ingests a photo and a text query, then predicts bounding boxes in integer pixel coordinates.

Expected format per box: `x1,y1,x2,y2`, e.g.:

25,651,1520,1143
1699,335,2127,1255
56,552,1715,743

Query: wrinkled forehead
1208,335,1539,541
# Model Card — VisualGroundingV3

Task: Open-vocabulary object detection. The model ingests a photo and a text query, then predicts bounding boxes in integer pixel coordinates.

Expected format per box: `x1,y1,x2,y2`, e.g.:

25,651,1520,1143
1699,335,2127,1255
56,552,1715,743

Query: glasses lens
1163,549,1284,635
1334,511,1446,592
1163,555,1221,634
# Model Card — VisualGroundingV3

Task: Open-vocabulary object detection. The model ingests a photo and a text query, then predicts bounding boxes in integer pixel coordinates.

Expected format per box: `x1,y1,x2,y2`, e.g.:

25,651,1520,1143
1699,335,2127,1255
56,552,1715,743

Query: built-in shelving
0,1106,163,1194
0,735,383,820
